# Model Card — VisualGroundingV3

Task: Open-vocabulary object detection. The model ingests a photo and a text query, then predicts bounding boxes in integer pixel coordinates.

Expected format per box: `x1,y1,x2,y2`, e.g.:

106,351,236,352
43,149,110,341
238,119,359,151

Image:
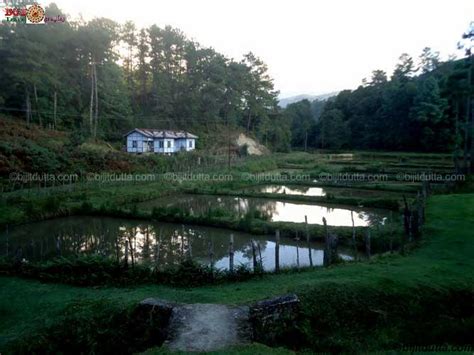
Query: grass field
1,192,473,352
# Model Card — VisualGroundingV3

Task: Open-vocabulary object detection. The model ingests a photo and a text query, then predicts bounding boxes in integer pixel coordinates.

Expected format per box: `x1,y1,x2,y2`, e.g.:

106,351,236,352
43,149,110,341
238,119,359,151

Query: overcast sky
56,0,473,98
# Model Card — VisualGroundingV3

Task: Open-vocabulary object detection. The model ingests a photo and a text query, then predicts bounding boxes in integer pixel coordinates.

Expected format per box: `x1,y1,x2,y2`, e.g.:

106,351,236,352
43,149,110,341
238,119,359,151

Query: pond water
138,195,389,227
241,184,408,198
0,217,355,271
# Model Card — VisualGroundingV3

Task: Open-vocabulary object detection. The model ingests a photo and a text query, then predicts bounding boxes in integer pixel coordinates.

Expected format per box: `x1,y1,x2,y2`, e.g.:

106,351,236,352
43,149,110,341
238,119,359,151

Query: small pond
0,217,356,271
241,184,409,198
137,195,389,227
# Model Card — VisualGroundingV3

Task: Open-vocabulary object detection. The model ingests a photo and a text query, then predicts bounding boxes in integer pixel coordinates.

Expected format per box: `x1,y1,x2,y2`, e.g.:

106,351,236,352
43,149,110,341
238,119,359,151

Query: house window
159,141,164,148
167,140,171,148
188,140,193,148
132,141,137,148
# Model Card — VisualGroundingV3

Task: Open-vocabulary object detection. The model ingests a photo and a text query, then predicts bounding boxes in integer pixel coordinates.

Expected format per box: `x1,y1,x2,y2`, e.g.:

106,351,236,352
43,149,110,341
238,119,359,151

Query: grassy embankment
1,193,473,352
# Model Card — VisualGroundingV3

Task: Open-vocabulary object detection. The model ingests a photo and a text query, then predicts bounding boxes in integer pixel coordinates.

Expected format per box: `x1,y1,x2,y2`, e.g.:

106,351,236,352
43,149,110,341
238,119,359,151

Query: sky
54,0,473,98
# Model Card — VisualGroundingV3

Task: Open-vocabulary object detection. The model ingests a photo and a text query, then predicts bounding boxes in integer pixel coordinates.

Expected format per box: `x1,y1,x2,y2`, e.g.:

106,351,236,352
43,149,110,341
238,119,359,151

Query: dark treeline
0,5,472,160
0,3,290,149
286,35,474,167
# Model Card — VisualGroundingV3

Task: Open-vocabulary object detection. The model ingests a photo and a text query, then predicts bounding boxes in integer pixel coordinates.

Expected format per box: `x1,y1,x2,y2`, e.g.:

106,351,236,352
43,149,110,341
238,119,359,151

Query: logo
25,3,44,24
1,2,63,24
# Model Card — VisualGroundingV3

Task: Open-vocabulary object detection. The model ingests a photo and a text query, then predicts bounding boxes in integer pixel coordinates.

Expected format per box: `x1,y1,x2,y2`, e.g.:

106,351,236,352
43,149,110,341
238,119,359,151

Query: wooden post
330,234,338,263
389,212,394,254
275,229,280,272
208,240,214,269
257,242,262,268
305,215,313,267
417,192,424,232
251,240,258,271
124,240,129,268
403,196,412,242
188,236,192,259
229,234,234,272
351,211,357,260
295,230,300,269
14,247,23,267
323,217,330,266
55,236,61,256
129,235,135,268
155,231,162,269
181,225,185,260
365,228,371,259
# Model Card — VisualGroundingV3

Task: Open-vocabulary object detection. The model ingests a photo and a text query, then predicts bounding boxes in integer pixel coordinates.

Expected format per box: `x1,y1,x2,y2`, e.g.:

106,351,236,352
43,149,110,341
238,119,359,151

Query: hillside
0,117,268,180
278,92,338,108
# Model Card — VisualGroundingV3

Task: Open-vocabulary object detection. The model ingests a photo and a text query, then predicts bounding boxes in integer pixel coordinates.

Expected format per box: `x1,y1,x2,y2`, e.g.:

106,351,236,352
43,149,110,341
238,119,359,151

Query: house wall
175,138,196,152
127,132,151,153
126,131,196,154
154,138,174,154
153,138,174,154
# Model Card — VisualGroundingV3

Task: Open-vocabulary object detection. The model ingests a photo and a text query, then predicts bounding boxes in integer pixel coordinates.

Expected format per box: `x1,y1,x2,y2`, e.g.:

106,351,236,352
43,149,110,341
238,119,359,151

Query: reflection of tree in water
359,211,388,226
1,216,359,267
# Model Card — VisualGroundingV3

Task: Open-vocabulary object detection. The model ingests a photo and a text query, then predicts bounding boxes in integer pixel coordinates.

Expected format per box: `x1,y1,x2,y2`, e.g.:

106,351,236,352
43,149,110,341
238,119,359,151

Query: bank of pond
1,185,408,276
1,216,360,271
137,194,391,227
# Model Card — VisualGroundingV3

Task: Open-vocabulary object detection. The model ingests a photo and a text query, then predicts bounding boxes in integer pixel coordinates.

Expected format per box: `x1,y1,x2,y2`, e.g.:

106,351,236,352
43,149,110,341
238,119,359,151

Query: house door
147,141,153,152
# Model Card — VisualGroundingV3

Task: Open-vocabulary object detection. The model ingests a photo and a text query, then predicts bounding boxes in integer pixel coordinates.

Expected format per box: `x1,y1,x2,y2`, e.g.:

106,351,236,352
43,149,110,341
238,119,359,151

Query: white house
124,129,198,154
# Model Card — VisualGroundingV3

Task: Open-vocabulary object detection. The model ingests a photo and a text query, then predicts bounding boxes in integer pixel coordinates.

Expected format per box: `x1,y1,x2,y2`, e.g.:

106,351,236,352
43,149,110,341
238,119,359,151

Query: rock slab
165,303,251,352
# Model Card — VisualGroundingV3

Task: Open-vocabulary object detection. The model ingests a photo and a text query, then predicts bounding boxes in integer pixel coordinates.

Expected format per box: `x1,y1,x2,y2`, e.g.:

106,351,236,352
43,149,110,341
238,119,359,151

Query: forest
0,4,473,159
288,50,473,156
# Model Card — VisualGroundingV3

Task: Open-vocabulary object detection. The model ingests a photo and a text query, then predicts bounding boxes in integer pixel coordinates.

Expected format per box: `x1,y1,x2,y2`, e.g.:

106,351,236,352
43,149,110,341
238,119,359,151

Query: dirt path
165,303,251,352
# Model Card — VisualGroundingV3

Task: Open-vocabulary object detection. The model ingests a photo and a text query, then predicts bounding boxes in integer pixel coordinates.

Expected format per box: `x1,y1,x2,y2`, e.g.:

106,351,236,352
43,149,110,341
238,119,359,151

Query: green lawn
1,193,473,351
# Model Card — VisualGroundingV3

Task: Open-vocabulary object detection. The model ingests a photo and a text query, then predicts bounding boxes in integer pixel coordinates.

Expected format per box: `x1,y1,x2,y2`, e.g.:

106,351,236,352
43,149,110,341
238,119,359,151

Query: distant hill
278,92,338,108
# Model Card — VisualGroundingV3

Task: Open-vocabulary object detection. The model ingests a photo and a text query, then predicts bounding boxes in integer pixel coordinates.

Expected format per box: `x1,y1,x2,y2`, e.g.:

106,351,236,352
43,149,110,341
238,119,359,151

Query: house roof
124,129,198,139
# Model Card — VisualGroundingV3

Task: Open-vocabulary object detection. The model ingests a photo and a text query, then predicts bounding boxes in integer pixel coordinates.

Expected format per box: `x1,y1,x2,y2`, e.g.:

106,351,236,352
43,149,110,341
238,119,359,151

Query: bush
7,299,170,354
0,256,267,287
296,283,474,352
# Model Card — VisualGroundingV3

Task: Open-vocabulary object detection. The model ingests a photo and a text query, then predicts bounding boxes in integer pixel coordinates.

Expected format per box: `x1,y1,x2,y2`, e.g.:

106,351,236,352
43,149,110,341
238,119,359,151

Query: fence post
323,217,330,266
351,211,357,260
124,240,129,268
365,228,371,259
181,226,185,260
389,212,394,254
330,233,338,263
295,230,300,269
251,240,258,271
208,240,214,269
229,234,234,272
275,229,280,272
305,215,313,267
257,242,262,268
55,235,61,257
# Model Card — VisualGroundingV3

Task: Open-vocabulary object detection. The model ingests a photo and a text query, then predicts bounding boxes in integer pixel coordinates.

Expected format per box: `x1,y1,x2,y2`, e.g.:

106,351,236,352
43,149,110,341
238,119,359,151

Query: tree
369,70,388,85
419,47,440,74
410,77,448,150
319,109,349,149
392,53,415,82
121,21,137,98
241,52,279,135
286,100,314,150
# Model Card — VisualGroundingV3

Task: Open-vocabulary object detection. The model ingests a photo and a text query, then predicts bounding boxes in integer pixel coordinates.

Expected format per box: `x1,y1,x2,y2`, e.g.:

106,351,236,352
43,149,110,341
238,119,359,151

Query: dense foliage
1,6,472,158
0,4,289,148
285,43,474,165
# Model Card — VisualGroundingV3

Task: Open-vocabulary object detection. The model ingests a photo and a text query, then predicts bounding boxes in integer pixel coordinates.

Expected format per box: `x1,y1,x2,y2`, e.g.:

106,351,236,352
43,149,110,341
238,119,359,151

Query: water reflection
0,217,355,271
245,184,409,198
138,195,389,227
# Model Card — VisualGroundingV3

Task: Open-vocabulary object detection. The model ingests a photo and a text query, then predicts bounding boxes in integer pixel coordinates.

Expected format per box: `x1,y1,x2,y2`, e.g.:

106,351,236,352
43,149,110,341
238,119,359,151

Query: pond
241,184,409,198
137,195,389,227
0,217,356,271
